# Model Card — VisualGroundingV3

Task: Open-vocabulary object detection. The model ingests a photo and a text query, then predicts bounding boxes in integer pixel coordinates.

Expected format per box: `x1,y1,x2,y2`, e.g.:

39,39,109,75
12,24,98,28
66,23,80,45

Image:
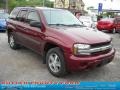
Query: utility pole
43,0,45,7
69,0,70,9
5,0,8,13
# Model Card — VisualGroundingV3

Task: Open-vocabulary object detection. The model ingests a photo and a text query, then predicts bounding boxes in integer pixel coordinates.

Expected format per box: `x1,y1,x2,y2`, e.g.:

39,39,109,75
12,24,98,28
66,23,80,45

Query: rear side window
16,10,27,22
9,8,19,19
27,11,40,23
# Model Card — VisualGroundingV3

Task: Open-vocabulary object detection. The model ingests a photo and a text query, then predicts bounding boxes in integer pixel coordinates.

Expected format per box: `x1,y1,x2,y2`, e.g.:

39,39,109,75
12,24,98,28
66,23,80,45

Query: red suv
7,7,115,77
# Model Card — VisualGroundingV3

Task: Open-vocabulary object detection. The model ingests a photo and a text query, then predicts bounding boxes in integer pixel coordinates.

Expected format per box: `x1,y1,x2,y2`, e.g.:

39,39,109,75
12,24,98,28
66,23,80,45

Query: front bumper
65,48,115,71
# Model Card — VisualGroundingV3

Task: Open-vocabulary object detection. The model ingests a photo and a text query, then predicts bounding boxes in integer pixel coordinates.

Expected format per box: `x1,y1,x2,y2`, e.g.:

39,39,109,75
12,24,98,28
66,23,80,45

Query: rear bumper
65,48,115,71
0,26,6,31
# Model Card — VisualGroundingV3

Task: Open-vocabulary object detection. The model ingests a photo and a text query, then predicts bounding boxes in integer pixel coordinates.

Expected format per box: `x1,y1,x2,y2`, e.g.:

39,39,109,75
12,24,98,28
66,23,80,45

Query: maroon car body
7,7,115,77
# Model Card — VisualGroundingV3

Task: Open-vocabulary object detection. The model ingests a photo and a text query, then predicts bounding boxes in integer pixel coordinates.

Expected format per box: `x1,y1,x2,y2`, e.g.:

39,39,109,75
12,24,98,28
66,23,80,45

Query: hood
0,19,6,26
52,26,111,44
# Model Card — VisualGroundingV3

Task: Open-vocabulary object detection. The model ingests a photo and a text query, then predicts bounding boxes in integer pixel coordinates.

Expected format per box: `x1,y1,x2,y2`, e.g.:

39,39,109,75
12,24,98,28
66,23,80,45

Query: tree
0,0,5,8
1,0,54,11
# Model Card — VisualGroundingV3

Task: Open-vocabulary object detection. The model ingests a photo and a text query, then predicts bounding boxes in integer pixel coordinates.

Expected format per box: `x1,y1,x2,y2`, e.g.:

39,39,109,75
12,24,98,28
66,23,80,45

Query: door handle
23,28,29,33
33,33,38,36
23,28,27,30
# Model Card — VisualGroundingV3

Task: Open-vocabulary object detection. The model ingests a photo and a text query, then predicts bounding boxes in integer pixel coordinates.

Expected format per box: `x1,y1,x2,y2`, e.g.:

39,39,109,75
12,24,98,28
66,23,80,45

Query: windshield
0,13,9,19
43,9,83,26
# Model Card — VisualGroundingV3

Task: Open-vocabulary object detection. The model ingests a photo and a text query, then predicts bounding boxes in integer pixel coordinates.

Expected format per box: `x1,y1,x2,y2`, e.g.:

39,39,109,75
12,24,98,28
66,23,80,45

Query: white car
79,16,97,29
79,16,93,27
91,16,97,29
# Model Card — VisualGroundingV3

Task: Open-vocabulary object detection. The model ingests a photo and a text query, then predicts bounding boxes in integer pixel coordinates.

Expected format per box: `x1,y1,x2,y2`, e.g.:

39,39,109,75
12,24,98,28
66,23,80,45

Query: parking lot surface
0,32,120,81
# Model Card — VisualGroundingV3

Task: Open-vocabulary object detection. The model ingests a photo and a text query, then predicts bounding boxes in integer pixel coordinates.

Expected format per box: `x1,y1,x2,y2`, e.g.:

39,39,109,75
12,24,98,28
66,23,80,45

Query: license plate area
101,58,111,66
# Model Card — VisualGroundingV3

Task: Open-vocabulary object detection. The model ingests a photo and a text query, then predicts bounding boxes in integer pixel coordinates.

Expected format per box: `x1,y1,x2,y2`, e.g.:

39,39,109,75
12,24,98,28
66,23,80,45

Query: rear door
15,9,29,45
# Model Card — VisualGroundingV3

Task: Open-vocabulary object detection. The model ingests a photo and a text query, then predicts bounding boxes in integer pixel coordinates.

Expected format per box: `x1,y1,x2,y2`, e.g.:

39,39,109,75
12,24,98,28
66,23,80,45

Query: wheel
8,32,20,49
112,28,116,34
46,47,67,77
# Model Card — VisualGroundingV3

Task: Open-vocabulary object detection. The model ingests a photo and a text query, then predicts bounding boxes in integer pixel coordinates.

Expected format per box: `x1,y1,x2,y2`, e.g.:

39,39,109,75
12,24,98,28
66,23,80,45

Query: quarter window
17,10,27,22
9,8,19,20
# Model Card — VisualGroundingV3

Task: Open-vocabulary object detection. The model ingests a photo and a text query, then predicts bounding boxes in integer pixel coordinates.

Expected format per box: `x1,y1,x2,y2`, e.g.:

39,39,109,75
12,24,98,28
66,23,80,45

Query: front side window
27,11,40,23
43,9,83,26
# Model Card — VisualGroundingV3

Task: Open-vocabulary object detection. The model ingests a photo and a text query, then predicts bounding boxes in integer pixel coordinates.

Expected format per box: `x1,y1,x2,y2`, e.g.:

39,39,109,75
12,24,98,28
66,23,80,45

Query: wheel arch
43,42,65,64
7,24,16,42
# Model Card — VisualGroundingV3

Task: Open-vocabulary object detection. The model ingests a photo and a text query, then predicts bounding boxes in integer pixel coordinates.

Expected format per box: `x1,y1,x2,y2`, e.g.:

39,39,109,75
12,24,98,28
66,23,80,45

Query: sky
83,0,120,10
50,0,120,10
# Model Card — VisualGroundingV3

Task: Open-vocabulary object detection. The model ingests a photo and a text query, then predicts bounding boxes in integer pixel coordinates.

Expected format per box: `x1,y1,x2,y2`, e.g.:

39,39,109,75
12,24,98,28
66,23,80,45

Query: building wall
54,0,69,8
54,0,84,11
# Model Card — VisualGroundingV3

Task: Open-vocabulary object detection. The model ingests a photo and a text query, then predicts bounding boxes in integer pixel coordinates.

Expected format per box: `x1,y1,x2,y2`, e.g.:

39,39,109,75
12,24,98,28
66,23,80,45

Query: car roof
36,7,63,10
14,7,66,11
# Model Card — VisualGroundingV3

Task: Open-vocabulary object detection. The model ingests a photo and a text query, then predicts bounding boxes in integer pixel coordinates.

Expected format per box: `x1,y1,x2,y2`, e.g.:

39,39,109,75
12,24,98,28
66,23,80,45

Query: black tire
8,32,20,50
112,28,116,34
46,47,67,77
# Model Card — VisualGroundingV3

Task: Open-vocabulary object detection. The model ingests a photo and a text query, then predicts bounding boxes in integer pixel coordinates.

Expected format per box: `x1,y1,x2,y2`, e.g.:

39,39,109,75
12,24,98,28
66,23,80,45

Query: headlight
73,44,90,55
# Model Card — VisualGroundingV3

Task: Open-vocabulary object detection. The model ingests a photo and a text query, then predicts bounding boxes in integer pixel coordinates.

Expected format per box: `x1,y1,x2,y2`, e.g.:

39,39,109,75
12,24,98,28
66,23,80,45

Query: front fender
42,36,72,55
42,36,71,64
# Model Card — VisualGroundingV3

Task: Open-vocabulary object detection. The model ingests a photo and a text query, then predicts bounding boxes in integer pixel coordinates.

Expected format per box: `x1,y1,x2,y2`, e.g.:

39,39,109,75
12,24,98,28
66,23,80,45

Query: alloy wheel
9,35,15,48
112,28,116,34
48,53,61,73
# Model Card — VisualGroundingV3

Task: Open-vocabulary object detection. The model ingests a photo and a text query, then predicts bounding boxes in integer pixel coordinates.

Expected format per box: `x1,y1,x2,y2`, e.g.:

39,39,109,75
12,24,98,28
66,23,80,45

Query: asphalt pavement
0,32,120,82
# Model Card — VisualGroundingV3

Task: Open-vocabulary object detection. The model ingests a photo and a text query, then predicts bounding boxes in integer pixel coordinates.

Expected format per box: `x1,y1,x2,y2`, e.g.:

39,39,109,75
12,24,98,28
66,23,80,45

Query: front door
21,10,45,53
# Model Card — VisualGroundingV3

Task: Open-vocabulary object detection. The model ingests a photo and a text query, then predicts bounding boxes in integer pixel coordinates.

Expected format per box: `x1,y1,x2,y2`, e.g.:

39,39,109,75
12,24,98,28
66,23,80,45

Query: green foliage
0,0,4,8
102,12,115,18
0,0,54,11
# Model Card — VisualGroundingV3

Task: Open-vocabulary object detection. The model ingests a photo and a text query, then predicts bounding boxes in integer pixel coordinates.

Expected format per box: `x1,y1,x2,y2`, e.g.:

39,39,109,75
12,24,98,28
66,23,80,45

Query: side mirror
16,17,25,22
79,20,83,24
30,21,41,28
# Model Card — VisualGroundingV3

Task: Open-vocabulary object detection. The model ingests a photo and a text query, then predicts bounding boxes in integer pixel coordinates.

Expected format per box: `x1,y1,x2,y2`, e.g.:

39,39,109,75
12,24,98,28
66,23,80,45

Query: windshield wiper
68,24,85,27
70,24,81,26
49,24,69,26
49,24,86,27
